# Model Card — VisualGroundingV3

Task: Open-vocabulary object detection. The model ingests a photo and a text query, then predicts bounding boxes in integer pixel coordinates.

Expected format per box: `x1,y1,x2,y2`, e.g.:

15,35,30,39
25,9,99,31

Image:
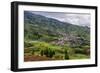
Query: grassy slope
24,11,90,61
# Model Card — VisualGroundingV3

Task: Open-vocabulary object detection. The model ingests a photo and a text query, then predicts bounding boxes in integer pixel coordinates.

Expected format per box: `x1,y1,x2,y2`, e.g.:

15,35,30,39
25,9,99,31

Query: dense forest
24,11,90,62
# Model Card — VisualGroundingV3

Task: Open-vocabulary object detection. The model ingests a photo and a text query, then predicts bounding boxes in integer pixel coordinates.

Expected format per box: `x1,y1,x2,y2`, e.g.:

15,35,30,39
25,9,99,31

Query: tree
64,49,69,60
40,47,55,58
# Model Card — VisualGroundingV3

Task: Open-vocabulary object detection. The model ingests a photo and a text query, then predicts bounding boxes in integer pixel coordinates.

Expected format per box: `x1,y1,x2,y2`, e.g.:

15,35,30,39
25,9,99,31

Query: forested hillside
24,11,90,61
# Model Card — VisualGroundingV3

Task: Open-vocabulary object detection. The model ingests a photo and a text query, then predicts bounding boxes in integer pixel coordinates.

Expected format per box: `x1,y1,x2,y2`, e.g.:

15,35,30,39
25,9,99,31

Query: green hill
24,11,90,61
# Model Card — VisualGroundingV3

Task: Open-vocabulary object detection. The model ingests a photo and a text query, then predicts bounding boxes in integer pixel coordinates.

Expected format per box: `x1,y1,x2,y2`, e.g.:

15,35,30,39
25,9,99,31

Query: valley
24,11,90,61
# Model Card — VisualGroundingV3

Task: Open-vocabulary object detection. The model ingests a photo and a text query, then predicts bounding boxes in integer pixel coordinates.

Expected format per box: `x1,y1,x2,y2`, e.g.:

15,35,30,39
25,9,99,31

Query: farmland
24,11,90,62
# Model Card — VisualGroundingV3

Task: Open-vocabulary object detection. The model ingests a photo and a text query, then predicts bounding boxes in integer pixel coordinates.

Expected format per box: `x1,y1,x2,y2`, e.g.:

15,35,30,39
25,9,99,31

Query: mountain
24,11,90,47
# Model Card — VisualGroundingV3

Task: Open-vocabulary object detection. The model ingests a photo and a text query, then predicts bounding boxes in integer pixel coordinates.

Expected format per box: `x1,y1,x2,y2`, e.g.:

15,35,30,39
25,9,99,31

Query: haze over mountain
31,11,90,27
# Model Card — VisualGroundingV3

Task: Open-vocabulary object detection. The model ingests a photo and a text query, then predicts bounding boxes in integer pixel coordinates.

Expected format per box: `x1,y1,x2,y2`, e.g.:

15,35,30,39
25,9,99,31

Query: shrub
54,54,64,60
24,41,33,48
64,49,69,60
75,45,90,55
24,48,31,53
40,50,44,56
31,50,35,55
62,45,75,60
40,47,55,58
74,48,83,54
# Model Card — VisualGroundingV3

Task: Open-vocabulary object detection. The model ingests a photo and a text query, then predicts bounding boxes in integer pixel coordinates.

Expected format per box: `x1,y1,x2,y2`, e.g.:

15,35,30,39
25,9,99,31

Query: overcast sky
30,11,91,27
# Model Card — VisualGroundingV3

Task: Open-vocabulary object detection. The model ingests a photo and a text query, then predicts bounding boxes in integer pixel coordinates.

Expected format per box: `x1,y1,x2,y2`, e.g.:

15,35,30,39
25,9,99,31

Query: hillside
24,11,90,61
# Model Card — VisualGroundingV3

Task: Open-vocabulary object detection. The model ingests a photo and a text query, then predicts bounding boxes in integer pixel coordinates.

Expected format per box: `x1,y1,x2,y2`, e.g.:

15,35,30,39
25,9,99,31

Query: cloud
62,14,91,27
31,11,91,27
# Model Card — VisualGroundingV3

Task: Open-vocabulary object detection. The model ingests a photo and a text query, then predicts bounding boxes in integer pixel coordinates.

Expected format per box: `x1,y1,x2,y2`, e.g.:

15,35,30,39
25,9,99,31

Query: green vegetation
64,48,69,60
24,11,90,61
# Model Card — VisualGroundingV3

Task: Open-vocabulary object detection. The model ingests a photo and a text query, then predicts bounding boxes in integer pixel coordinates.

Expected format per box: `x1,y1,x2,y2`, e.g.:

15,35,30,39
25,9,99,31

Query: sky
31,11,91,27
